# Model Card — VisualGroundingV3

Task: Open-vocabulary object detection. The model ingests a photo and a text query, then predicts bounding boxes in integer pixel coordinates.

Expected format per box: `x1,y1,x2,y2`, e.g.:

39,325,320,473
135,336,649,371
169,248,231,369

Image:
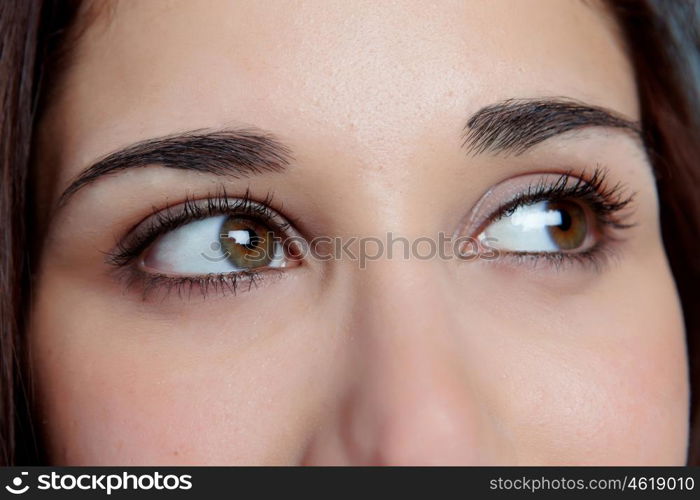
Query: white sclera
480,201,563,252
143,215,286,274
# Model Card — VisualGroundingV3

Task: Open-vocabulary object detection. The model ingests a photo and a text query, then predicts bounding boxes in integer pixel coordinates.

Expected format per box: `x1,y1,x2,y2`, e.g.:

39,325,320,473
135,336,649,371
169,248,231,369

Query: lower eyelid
479,240,623,275
113,265,289,302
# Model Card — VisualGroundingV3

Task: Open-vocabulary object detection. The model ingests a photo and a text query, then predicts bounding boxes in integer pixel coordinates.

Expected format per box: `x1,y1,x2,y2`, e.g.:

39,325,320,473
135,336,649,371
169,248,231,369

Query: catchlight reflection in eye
142,214,287,274
479,200,589,252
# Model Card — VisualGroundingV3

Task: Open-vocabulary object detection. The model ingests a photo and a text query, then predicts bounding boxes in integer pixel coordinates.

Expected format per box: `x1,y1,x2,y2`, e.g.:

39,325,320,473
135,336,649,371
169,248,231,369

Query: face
30,0,689,464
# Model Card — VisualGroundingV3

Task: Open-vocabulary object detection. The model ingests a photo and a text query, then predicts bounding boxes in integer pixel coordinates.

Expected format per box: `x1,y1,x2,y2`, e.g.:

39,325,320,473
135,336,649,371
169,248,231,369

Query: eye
465,168,635,267
107,192,305,297
478,199,594,253
141,214,293,275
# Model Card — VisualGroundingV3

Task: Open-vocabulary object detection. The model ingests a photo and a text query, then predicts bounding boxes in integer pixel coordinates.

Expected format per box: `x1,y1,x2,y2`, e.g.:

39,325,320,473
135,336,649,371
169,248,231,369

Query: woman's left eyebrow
462,97,643,156
57,128,294,207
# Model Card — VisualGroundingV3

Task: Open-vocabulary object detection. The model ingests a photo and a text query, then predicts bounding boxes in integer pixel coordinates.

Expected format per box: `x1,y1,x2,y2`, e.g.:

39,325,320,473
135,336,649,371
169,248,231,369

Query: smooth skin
30,0,688,464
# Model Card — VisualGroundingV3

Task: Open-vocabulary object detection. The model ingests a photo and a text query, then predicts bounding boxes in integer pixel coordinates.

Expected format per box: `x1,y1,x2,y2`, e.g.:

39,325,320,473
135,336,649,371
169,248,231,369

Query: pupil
557,208,572,232
243,229,260,249
545,200,586,251
219,216,274,269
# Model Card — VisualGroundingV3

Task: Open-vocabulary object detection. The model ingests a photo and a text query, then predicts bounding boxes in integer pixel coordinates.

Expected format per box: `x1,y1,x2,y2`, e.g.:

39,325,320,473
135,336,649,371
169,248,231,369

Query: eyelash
108,166,635,299
106,188,291,300
479,166,636,271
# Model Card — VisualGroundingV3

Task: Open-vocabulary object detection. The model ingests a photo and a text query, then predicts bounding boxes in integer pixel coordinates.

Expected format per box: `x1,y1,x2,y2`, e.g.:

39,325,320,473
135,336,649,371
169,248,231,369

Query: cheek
29,248,689,465
479,262,689,464
28,271,332,465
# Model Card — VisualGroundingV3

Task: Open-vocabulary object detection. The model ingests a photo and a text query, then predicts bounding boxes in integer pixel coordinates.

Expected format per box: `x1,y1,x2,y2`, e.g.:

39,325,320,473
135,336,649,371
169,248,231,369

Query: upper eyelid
462,168,636,238
105,168,634,267
106,192,296,268
489,178,631,224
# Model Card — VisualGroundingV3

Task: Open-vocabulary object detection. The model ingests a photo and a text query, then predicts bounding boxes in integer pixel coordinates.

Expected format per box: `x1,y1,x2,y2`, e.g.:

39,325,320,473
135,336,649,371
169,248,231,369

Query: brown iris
545,200,588,250
219,216,276,269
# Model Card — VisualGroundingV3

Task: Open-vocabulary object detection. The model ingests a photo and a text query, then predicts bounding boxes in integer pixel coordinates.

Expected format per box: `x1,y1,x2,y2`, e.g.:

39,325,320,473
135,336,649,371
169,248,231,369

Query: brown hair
608,0,700,463
0,0,698,465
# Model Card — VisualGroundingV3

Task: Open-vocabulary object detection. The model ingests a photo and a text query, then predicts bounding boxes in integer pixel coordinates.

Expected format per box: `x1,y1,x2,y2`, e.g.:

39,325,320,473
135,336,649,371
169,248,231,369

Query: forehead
40,0,637,185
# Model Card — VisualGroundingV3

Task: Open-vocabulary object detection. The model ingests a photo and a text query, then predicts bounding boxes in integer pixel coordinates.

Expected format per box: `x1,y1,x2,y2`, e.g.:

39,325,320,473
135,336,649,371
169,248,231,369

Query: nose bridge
304,258,499,465
354,259,461,374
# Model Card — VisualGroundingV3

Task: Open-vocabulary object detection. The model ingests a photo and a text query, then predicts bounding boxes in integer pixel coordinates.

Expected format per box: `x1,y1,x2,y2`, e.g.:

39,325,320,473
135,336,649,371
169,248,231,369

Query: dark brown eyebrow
57,128,293,207
58,100,639,206
462,98,642,156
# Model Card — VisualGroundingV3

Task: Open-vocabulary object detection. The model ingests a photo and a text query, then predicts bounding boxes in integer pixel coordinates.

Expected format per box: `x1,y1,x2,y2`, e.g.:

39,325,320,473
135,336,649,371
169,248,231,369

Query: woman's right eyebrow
56,128,294,208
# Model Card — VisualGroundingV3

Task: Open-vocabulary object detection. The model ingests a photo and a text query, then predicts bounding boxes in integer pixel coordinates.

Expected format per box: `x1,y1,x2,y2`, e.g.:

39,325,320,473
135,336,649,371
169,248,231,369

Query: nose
301,258,508,465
